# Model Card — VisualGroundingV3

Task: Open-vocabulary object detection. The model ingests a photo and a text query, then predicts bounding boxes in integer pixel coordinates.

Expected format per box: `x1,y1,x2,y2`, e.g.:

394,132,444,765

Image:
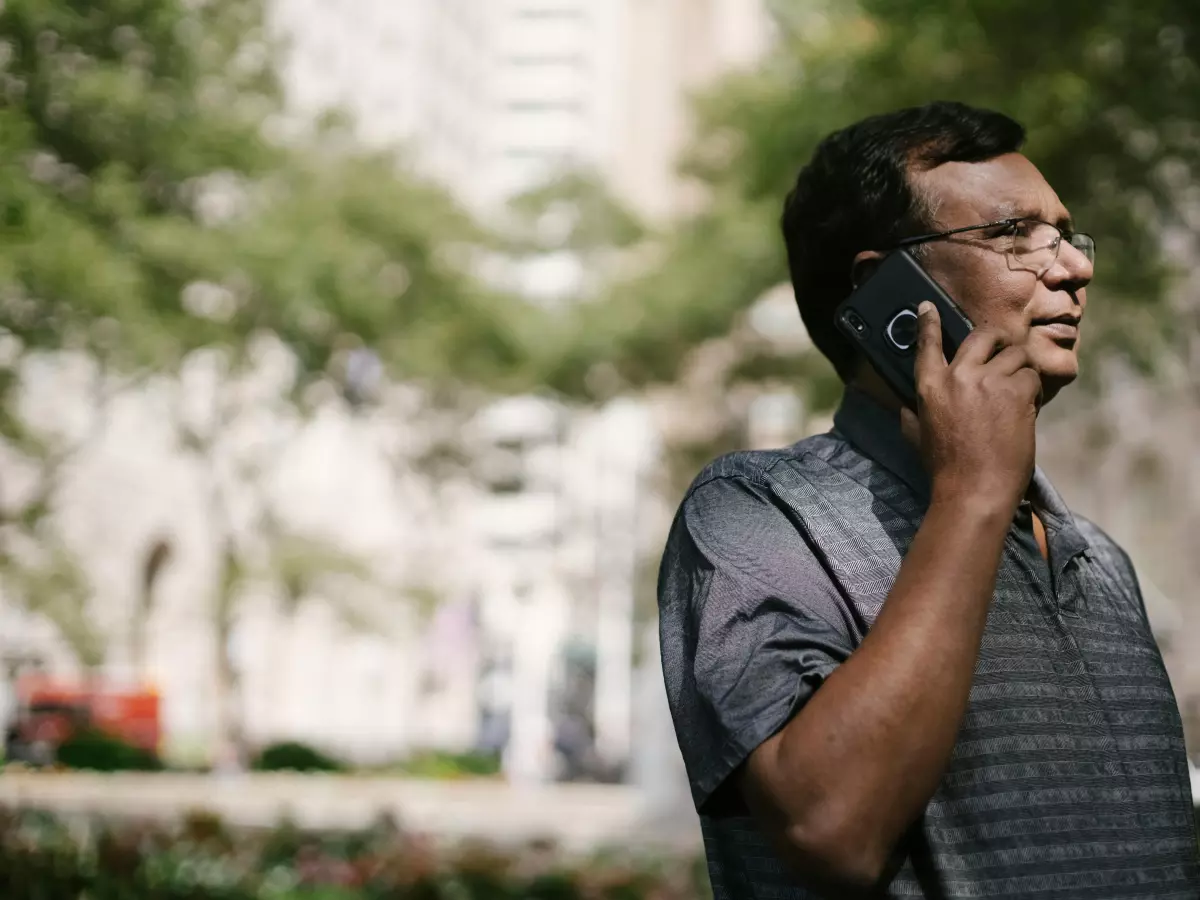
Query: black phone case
833,250,973,407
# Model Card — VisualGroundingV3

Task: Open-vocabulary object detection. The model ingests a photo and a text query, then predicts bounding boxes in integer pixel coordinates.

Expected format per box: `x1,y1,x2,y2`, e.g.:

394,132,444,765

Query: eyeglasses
894,217,1096,277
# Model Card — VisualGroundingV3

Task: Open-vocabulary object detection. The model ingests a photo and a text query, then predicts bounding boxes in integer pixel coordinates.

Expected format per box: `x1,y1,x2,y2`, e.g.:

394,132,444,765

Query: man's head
782,101,1093,404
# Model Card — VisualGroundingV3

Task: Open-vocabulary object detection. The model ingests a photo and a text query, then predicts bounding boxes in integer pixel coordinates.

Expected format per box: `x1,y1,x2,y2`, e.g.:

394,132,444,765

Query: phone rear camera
886,309,919,352
844,310,868,335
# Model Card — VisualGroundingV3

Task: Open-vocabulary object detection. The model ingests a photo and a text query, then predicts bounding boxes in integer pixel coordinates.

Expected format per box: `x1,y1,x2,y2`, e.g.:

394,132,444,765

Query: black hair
781,101,1026,380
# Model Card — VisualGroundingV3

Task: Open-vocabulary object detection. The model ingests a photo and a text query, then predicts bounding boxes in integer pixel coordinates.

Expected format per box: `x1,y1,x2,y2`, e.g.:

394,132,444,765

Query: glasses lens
1069,233,1095,263
1012,221,1061,271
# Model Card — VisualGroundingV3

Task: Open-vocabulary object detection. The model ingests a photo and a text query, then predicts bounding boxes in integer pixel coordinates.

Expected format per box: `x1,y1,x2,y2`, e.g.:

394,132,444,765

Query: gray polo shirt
658,387,1199,899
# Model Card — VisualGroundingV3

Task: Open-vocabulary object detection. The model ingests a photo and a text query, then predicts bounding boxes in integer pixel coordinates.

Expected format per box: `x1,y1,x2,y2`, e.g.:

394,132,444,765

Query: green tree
0,0,273,678
0,0,545,394
0,0,545,752
0,0,278,374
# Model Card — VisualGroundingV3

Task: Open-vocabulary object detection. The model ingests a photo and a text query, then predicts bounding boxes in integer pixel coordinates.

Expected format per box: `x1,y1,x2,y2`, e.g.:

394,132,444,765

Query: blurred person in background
658,102,1200,898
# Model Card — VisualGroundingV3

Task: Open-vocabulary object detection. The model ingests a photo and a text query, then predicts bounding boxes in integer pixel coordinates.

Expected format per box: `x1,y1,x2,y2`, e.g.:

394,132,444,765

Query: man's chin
1026,342,1079,399
1035,362,1079,406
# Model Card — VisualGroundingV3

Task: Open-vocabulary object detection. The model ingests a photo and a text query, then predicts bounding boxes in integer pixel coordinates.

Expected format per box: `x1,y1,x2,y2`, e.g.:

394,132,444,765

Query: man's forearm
743,487,1015,887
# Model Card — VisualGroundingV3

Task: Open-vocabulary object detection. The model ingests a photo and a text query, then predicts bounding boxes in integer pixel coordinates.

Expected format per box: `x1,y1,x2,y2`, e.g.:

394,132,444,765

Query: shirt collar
1029,467,1092,572
832,386,929,499
831,386,1092,570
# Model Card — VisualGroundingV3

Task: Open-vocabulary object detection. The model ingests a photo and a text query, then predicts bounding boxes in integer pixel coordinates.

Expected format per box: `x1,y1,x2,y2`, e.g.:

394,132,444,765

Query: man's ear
850,250,886,290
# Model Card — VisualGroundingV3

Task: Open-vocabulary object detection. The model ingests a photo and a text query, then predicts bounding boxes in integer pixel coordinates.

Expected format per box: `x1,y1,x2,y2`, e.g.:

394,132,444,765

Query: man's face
910,153,1093,404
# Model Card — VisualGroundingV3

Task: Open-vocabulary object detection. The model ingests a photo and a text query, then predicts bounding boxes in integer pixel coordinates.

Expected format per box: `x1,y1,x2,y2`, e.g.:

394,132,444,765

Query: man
658,102,1200,898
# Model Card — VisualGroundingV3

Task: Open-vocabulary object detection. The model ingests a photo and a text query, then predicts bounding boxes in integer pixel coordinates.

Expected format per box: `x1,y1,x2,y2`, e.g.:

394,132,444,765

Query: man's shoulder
663,435,853,577
682,431,850,503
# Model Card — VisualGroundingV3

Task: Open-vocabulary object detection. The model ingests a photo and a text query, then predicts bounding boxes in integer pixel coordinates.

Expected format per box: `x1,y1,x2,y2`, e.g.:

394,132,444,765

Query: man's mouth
1031,314,1081,342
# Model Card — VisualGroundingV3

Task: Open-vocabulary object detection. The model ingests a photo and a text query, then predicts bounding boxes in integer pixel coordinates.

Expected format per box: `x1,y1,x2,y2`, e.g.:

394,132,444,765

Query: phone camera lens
845,311,867,335
886,309,919,352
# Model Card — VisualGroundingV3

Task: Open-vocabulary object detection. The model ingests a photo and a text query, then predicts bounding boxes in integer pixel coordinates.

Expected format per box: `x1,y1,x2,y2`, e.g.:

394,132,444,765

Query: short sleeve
657,473,858,812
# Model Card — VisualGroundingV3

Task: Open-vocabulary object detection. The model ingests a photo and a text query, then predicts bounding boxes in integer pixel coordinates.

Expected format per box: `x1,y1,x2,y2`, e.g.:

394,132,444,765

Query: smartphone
833,250,973,408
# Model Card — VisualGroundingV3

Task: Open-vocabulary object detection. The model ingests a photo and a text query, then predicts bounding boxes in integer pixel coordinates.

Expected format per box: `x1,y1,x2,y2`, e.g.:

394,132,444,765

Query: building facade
269,0,775,220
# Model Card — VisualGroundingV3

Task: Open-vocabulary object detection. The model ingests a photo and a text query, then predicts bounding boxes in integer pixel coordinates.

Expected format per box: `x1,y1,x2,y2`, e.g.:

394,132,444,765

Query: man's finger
899,406,922,451
984,344,1031,377
1013,366,1044,404
914,301,946,385
953,326,1005,368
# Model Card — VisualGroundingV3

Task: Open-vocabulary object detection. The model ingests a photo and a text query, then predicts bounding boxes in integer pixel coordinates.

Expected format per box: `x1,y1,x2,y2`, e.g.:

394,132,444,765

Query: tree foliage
0,0,280,377
0,0,543,409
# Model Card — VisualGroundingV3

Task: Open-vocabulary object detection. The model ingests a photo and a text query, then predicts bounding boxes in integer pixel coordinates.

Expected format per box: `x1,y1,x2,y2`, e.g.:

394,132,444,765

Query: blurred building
0,357,662,782
466,396,659,783
262,0,775,785
615,0,774,220
269,0,494,210
268,0,774,220
485,2,625,204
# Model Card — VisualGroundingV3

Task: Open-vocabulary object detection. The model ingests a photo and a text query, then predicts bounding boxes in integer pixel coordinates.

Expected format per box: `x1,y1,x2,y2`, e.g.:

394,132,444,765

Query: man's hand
902,301,1040,512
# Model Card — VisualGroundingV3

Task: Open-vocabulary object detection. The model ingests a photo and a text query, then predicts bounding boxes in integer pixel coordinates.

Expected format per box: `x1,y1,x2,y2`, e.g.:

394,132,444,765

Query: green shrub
0,808,710,900
252,741,344,773
396,750,501,779
55,730,163,772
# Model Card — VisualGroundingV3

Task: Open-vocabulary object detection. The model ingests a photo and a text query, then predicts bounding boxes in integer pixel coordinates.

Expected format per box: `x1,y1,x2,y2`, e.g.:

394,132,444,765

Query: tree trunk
212,540,249,770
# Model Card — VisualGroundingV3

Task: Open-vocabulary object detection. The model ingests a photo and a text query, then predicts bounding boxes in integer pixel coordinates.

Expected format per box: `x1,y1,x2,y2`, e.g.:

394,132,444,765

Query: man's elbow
778,813,894,895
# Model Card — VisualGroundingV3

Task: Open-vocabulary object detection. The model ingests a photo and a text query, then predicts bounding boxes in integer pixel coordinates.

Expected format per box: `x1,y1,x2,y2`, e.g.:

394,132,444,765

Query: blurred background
0,0,1198,897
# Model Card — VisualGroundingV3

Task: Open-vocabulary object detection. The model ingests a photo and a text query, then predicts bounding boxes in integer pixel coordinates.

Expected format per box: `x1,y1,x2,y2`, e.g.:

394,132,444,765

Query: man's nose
1044,241,1093,292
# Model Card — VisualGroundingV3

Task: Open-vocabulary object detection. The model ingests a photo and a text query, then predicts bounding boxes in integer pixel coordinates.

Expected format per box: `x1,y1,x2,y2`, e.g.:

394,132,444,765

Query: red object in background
11,674,161,755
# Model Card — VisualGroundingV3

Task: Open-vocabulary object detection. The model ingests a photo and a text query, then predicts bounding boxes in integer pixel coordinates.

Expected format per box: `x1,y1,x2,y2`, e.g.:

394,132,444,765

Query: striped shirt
657,387,1199,898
